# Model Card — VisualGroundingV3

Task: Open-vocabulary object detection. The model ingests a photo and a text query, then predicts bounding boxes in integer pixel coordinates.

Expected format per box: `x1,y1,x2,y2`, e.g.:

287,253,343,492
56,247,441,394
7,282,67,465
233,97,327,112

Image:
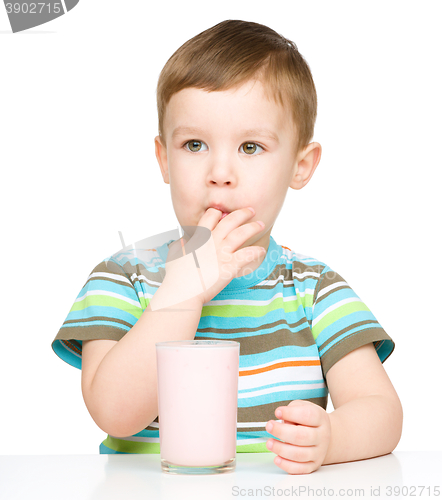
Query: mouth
207,204,231,219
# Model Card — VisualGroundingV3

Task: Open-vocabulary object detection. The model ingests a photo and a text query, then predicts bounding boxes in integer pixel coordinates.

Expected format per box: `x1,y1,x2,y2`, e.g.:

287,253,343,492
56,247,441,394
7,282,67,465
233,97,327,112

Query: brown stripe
88,276,134,290
62,316,133,329
291,262,326,281
53,324,128,342
313,270,347,306
89,260,131,280
145,416,160,429
197,324,315,356
316,282,351,305
237,396,329,422
319,319,380,352
198,316,308,336
321,328,394,378
121,261,166,285
252,263,326,287
256,265,292,286
90,260,166,289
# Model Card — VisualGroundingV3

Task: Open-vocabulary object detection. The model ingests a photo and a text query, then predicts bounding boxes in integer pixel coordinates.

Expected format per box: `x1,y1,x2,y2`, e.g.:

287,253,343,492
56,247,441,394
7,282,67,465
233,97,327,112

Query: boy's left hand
266,400,331,474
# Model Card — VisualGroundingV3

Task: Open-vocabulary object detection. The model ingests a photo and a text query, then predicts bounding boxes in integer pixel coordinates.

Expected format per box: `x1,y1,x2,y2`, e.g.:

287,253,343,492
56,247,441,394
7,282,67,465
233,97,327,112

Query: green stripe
70,295,142,318
237,442,272,453
200,296,303,318
313,301,370,340
102,436,272,454
302,292,314,309
103,436,160,454
139,295,148,311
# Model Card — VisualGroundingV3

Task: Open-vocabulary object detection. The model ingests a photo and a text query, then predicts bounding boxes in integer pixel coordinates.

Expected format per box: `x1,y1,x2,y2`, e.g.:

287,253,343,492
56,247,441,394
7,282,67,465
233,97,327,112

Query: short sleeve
311,266,394,378
51,258,144,370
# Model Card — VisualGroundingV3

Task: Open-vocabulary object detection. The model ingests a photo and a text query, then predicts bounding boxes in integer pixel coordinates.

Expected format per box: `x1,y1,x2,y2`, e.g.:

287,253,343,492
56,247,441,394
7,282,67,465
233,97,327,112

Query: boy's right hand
155,207,266,310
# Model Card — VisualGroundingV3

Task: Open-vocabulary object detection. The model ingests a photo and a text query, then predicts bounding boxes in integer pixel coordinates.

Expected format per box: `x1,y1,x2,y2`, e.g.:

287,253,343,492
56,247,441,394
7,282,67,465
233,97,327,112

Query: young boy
52,19,402,474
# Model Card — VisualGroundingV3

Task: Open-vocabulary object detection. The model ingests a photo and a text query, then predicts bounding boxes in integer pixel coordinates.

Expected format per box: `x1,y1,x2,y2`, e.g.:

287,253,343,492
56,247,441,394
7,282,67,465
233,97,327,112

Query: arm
323,342,403,464
81,206,266,439
266,343,403,474
81,290,204,438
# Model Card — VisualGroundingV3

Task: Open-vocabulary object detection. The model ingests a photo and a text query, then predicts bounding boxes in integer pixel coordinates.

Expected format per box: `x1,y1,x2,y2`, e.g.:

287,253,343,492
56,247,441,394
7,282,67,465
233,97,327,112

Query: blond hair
156,20,317,156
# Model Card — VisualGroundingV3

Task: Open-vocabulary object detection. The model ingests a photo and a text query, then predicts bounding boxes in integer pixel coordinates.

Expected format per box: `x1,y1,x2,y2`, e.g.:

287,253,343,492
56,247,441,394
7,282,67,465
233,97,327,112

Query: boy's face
155,78,320,259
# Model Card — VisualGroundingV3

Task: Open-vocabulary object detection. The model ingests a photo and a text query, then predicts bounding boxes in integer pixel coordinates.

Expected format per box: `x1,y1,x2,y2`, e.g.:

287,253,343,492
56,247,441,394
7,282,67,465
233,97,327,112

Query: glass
156,340,239,474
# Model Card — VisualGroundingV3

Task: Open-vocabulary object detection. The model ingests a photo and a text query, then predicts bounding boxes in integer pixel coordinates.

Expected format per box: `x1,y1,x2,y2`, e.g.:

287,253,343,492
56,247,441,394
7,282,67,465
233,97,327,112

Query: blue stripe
238,379,324,394
99,442,127,454
238,387,327,407
237,431,272,440
109,255,165,269
52,340,82,370
133,429,160,438
375,339,395,363
66,306,140,325
312,287,359,317
76,279,136,299
319,323,384,356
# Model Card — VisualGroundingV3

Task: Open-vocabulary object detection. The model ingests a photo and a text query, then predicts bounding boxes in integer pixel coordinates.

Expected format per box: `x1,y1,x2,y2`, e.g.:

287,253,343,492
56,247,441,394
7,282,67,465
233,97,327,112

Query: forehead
164,79,295,139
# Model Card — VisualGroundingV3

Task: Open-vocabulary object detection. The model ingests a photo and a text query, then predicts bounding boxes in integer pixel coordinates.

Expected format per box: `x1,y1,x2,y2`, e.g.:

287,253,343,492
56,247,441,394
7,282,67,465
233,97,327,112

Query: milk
156,340,239,473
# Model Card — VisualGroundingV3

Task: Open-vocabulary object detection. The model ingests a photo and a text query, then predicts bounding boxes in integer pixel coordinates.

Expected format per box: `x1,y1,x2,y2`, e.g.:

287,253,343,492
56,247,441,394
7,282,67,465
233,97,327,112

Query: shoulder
279,244,331,293
97,237,176,287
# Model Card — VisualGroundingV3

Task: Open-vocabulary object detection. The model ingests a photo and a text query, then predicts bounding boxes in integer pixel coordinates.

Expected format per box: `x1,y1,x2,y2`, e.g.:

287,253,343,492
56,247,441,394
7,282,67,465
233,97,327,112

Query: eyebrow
171,126,279,144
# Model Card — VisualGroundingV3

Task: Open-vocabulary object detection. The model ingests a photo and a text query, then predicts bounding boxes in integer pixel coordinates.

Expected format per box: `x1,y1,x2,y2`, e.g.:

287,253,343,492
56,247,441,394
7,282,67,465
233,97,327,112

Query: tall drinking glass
156,340,239,474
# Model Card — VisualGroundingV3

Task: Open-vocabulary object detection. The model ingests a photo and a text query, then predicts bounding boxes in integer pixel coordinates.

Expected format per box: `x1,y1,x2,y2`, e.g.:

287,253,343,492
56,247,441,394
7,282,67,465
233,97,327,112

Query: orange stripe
239,360,320,377
281,245,292,251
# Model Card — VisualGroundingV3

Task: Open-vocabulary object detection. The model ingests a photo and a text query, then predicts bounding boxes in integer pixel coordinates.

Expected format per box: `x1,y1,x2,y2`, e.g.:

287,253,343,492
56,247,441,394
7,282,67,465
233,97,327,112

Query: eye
184,140,208,153
241,142,264,155
183,140,264,155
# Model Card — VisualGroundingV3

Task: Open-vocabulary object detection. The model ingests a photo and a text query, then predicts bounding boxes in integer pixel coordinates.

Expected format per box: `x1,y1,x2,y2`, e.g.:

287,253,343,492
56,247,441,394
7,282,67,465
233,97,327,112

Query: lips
207,204,231,217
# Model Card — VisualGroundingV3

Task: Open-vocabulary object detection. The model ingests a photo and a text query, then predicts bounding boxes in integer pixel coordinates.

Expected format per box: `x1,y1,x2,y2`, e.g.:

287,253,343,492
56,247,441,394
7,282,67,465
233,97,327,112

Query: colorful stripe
52,235,394,454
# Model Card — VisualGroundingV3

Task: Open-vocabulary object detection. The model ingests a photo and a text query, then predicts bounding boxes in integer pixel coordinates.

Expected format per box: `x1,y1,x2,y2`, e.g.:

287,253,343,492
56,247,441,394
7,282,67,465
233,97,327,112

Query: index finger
275,400,323,427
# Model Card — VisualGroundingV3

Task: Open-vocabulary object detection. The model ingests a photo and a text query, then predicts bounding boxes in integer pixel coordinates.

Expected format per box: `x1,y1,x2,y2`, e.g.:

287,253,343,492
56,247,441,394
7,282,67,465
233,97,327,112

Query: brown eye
242,143,257,155
187,140,203,152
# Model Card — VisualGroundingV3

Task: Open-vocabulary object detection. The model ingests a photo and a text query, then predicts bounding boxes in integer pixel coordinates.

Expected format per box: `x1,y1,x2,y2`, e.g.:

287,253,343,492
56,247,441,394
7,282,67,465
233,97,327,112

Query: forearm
87,285,203,437
323,394,403,465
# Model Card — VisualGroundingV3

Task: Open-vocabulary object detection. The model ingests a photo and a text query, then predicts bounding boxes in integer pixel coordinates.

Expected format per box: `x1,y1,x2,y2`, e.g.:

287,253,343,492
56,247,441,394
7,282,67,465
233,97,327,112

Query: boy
52,19,402,474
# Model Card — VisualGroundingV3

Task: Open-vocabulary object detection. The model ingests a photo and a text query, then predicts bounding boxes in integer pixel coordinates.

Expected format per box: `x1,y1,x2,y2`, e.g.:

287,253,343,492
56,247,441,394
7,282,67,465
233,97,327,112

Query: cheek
169,169,200,209
256,179,289,218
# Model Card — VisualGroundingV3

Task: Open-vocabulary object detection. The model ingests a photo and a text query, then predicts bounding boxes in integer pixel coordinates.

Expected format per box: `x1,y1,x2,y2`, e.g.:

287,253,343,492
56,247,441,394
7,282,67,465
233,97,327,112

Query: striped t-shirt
52,235,394,454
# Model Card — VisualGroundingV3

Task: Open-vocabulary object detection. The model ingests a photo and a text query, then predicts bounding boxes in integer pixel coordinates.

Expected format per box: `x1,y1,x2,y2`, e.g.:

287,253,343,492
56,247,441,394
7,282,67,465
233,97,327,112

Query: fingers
198,207,224,230
266,419,319,446
272,454,318,475
275,400,324,427
199,207,265,254
266,423,320,475
266,438,316,465
203,207,261,235
219,208,265,246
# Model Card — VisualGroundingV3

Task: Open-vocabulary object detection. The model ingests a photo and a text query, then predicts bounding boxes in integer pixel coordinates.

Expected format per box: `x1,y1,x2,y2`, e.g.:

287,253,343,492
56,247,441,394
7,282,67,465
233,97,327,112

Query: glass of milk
156,340,239,474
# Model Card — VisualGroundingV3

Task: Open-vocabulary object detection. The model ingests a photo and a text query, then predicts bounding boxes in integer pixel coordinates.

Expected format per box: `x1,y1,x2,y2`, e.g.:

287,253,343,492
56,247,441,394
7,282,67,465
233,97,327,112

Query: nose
207,156,236,186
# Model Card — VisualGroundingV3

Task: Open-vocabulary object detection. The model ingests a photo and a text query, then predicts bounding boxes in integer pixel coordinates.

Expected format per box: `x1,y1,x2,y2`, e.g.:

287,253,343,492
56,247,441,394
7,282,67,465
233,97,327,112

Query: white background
1,1,441,455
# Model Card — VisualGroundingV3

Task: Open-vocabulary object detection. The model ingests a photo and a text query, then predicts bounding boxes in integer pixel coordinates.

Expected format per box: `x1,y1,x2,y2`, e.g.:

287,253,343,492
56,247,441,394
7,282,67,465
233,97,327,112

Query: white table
0,452,440,500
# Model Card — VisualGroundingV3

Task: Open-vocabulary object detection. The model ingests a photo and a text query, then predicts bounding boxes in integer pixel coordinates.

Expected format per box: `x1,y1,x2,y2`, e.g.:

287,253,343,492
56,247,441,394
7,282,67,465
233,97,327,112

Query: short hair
156,19,317,157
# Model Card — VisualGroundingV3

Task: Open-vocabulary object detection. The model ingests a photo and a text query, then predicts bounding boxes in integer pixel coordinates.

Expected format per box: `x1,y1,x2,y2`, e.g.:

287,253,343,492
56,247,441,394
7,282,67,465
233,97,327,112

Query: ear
154,135,170,184
290,142,322,190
